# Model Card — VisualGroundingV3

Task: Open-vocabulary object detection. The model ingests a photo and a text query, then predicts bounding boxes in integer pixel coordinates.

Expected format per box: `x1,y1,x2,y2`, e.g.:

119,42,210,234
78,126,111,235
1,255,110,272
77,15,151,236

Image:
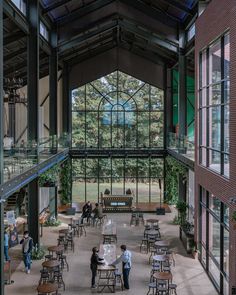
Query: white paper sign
6,210,16,225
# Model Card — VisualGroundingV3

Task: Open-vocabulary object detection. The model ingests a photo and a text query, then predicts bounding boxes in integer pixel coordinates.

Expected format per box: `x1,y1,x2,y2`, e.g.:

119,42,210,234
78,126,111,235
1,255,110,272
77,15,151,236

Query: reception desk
101,194,133,212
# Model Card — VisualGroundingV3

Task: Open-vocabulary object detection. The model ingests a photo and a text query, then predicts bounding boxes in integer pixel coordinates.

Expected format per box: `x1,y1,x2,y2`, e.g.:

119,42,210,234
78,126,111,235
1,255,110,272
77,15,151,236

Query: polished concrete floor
5,210,217,295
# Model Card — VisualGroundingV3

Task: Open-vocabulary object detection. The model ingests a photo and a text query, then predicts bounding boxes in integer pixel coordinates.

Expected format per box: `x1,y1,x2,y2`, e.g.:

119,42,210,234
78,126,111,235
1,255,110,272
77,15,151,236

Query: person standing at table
81,201,92,224
20,231,33,274
111,244,132,290
4,228,10,262
90,247,104,288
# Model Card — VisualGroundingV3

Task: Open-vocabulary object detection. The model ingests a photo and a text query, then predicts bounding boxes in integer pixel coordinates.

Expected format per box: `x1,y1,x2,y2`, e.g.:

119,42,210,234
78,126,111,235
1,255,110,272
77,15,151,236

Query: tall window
199,187,229,294
71,71,164,149
199,33,230,177
71,71,164,204
72,157,164,203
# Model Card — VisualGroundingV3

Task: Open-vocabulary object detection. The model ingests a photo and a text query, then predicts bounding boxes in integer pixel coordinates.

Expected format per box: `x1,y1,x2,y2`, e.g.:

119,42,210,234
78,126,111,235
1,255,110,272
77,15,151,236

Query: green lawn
72,181,162,203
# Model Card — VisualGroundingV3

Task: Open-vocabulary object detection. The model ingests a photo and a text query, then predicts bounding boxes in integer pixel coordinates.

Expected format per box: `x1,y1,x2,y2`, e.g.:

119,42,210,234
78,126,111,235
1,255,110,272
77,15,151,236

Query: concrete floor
5,210,217,295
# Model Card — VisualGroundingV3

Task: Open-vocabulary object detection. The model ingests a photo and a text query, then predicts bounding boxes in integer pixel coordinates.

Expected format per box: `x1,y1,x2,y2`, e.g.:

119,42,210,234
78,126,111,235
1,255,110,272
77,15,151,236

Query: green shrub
31,244,45,260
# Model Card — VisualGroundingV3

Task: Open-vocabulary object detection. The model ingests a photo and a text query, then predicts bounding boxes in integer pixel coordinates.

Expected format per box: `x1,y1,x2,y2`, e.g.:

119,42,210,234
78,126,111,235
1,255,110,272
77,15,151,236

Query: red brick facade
195,0,236,292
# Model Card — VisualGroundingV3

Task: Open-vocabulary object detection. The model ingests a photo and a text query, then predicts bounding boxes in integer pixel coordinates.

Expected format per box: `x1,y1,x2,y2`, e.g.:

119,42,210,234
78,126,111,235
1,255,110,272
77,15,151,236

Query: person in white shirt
111,245,132,290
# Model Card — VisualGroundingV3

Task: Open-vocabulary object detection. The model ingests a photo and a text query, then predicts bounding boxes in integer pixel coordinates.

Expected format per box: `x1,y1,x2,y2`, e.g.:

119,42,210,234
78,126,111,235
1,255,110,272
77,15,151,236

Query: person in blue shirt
4,229,10,262
111,245,132,290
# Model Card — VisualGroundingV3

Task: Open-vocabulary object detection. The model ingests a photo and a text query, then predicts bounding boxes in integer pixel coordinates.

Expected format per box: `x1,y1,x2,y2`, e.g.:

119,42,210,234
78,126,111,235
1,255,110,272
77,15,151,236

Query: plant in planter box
43,216,61,227
31,244,45,260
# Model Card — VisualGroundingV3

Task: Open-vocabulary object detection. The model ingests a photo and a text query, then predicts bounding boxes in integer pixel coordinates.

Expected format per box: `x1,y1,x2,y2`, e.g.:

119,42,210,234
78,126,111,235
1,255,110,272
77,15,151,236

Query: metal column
49,27,58,137
178,31,187,138
0,2,4,294
27,179,40,245
62,62,70,134
27,0,40,246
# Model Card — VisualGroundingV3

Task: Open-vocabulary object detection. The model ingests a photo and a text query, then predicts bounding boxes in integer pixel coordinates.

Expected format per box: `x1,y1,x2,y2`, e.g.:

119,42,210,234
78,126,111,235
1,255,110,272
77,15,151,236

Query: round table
37,282,58,294
146,219,159,224
48,245,64,254
153,254,168,262
153,271,172,281
42,260,60,269
155,240,170,248
59,228,69,235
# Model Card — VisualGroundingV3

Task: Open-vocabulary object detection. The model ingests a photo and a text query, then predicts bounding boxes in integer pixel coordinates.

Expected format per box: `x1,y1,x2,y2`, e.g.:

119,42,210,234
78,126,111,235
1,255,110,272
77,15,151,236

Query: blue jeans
23,252,31,270
4,246,10,261
123,268,130,289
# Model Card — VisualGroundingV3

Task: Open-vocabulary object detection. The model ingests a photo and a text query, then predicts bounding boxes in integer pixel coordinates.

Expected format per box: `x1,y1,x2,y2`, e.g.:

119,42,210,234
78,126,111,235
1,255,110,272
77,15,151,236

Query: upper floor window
11,0,26,15
40,21,49,41
187,23,195,42
198,33,230,177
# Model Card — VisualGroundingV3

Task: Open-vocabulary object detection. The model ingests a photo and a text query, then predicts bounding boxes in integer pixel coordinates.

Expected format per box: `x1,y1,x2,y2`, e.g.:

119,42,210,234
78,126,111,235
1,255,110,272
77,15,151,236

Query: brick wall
195,0,236,292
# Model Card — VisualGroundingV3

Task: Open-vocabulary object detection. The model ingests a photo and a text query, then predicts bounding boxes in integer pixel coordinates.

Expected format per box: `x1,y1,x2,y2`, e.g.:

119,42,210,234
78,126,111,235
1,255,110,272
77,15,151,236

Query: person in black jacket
90,247,104,288
81,201,92,224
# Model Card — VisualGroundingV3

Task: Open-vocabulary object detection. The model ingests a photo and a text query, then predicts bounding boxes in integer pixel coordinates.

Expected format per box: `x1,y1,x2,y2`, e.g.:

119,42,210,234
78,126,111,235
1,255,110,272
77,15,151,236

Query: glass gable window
71,71,164,149
199,33,230,177
199,188,229,294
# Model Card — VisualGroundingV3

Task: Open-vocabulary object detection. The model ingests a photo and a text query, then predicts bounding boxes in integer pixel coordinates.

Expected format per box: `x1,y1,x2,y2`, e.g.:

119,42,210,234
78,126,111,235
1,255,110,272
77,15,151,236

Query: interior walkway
5,210,217,295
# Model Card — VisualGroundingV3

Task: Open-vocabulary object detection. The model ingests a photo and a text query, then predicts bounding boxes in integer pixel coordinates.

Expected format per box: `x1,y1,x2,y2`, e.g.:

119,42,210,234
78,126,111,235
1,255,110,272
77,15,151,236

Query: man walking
20,231,33,274
111,245,132,290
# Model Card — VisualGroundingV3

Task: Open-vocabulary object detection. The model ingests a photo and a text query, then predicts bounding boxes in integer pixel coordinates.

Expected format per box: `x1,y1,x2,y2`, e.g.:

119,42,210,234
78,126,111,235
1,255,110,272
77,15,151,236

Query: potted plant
31,244,45,260
126,188,132,195
104,189,110,195
188,239,198,259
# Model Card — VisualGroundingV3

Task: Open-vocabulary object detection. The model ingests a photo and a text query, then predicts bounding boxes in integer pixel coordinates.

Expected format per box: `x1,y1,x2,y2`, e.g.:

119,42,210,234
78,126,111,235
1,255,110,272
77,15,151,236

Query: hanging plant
59,159,72,205
165,156,188,205
38,164,59,187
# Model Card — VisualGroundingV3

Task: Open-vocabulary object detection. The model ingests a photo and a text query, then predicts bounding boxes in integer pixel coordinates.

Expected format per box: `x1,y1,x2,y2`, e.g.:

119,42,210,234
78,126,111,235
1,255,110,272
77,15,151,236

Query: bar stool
140,238,148,253
38,269,50,285
114,269,124,290
78,224,86,237
57,252,69,271
53,270,65,291
169,283,177,294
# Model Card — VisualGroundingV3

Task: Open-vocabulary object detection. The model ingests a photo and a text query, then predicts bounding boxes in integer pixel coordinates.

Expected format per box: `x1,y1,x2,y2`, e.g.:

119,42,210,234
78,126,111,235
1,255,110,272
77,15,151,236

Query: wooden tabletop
153,254,169,262
153,271,172,281
146,219,159,223
48,245,64,252
59,228,69,234
37,282,58,293
155,240,170,247
102,221,117,236
42,260,60,269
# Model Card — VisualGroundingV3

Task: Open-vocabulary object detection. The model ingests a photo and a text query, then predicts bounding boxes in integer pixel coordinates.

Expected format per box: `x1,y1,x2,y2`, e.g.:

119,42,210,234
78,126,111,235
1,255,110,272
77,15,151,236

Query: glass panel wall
72,157,164,204
199,187,229,294
72,71,164,149
198,33,230,177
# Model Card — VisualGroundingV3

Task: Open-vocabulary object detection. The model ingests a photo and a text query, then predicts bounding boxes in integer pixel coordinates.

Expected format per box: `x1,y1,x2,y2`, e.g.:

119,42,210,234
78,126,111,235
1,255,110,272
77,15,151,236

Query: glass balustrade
168,132,195,161
3,133,70,182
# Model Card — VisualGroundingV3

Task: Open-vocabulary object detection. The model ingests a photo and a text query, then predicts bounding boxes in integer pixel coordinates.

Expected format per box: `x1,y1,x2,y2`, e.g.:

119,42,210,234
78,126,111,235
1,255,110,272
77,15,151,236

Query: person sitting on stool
81,201,92,224
111,244,132,290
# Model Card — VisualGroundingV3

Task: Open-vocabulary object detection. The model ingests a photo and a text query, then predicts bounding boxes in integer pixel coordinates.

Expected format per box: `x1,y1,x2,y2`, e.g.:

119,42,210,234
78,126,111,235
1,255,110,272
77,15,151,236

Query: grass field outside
72,180,162,203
